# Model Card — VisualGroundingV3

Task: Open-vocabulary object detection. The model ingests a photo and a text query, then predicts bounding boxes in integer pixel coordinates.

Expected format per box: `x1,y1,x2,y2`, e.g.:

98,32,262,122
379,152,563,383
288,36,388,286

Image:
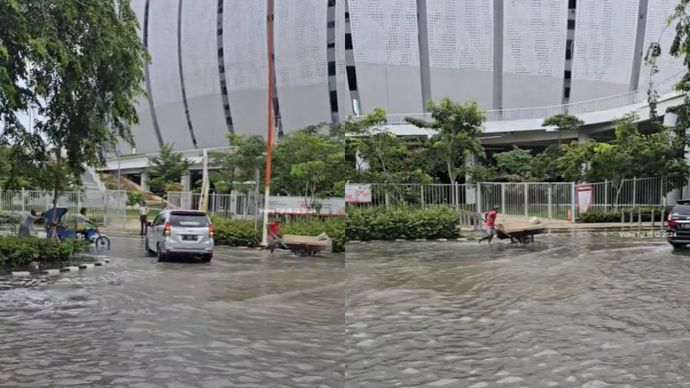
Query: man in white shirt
139,200,149,236
18,210,41,237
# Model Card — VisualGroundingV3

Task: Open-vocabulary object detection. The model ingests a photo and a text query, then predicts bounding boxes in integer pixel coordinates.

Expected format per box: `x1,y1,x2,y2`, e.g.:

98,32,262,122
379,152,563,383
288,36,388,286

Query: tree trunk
50,150,62,243
613,181,624,211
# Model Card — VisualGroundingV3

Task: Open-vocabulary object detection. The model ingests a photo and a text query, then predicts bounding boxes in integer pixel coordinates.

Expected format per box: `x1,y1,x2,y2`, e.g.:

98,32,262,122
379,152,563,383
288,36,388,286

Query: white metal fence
166,191,261,219
0,190,127,227
354,175,690,221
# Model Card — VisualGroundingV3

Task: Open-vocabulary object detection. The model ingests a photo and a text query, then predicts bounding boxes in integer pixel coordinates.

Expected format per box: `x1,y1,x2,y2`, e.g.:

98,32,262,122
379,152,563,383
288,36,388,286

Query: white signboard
267,196,345,216
577,184,593,212
345,183,372,204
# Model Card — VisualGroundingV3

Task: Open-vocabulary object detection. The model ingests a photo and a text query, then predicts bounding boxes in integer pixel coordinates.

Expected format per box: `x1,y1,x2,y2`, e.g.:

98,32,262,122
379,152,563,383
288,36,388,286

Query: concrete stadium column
140,172,149,192
465,154,477,206
181,173,191,191
577,131,591,144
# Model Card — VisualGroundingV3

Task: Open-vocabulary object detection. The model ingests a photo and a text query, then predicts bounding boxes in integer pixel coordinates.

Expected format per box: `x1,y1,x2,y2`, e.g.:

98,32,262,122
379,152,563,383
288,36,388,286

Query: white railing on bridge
363,70,684,125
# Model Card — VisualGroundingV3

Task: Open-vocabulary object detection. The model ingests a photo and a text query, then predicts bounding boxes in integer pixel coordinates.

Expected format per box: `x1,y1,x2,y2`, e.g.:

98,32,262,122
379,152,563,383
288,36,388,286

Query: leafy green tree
146,144,192,195
272,127,346,197
0,0,147,239
532,145,564,181
494,148,535,181
210,134,265,194
542,114,585,148
345,108,432,185
406,99,485,184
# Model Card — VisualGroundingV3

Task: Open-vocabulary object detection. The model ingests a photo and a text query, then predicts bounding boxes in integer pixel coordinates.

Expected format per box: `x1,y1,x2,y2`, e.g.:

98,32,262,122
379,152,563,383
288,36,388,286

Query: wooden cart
495,221,545,244
281,234,332,256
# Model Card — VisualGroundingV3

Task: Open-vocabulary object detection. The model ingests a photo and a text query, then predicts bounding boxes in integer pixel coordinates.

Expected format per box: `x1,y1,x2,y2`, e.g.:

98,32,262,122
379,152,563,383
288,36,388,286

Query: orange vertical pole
261,0,275,246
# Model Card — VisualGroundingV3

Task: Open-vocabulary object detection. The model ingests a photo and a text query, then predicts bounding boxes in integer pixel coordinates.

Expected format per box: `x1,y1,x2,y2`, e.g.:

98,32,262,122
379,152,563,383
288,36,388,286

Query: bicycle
80,227,111,250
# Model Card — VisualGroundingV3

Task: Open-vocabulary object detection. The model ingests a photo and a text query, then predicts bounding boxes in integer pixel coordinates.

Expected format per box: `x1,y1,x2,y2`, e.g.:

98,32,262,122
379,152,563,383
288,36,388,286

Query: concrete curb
8,256,112,277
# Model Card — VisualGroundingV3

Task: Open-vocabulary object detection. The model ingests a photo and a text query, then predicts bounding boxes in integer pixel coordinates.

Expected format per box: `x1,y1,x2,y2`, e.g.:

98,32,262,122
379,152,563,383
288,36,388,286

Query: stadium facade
123,0,684,154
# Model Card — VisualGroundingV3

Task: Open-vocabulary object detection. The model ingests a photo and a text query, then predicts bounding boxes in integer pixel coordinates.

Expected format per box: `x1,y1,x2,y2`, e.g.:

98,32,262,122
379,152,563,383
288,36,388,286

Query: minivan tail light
163,223,171,236
209,224,214,237
668,212,673,221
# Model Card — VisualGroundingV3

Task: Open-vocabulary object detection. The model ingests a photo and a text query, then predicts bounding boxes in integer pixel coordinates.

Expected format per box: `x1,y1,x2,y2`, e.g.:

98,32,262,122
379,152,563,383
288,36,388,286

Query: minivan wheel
157,243,167,261
201,253,212,263
672,242,686,250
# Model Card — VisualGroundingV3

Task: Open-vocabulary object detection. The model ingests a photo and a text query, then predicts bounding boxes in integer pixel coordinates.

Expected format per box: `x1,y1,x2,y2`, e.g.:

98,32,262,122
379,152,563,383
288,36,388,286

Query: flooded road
346,233,690,387
0,237,344,387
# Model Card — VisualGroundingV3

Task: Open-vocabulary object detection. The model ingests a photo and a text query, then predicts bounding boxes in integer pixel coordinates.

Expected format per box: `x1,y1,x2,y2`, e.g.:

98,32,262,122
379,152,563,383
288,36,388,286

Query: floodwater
346,232,690,387
0,237,344,387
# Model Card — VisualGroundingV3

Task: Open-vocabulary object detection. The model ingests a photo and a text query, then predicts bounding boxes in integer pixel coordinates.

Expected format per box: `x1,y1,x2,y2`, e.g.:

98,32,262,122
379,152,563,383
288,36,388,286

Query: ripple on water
346,235,690,386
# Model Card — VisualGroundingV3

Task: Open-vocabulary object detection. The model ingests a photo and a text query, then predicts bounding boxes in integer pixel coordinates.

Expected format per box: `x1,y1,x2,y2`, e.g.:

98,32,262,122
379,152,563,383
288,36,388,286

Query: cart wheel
297,246,310,256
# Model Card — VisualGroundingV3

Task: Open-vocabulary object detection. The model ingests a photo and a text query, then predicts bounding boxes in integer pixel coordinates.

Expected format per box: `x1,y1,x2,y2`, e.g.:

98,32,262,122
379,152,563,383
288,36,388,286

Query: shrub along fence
346,206,460,242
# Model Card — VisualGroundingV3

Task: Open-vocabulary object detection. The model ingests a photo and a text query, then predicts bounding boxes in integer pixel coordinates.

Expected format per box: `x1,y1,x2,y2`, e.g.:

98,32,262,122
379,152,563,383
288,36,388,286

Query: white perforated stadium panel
638,0,684,92
503,0,567,77
349,0,420,66
336,0,352,118
572,0,639,85
148,0,195,149
427,0,493,71
223,0,268,91
349,0,423,113
223,0,268,136
181,0,227,148
275,0,328,87
127,0,159,153
275,0,331,130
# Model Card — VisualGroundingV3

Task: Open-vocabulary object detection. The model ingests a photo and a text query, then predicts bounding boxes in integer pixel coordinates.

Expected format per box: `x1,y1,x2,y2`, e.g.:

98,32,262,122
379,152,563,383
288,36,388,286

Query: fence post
570,182,576,223
384,191,390,210
420,186,424,206
547,184,553,219
103,192,108,226
501,183,506,214
454,182,459,210
477,183,482,214
604,180,609,211
524,183,529,217
632,177,637,207
21,188,25,213
660,176,665,207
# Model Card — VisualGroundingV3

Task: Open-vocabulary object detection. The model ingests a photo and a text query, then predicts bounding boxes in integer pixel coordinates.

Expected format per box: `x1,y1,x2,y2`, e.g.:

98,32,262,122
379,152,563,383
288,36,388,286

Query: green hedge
211,217,344,253
578,207,667,223
346,206,460,241
0,237,88,268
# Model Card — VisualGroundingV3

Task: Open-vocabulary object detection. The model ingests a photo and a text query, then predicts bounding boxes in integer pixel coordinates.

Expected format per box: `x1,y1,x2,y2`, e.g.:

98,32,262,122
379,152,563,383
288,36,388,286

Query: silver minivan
146,210,214,262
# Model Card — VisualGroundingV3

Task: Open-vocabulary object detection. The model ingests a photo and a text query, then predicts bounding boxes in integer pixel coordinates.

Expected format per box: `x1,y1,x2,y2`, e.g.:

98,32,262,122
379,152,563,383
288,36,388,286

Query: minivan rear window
169,214,209,227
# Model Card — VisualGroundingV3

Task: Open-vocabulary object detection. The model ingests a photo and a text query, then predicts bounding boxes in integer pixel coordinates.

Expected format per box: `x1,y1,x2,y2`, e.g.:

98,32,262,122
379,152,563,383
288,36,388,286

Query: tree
146,144,192,195
494,148,535,181
542,113,584,148
272,127,346,198
406,99,485,184
554,113,688,206
0,0,147,240
210,134,265,194
532,145,564,182
345,108,432,185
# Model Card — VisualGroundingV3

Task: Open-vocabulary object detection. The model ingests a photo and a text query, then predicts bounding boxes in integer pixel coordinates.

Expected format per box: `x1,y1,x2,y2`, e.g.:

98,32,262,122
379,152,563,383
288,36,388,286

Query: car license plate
681,224,690,229
182,235,197,241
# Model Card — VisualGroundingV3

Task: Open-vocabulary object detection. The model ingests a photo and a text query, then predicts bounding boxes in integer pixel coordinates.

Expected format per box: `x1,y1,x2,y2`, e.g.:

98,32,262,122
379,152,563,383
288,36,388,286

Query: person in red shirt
267,221,281,253
478,207,499,244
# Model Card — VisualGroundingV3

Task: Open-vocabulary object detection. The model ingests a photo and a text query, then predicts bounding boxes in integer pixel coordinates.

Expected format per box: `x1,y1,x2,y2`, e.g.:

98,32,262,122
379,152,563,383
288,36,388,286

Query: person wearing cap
478,206,499,244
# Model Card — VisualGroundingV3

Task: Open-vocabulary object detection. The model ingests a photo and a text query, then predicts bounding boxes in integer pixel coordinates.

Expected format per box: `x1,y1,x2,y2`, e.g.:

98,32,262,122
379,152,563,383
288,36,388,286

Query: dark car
667,200,690,249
